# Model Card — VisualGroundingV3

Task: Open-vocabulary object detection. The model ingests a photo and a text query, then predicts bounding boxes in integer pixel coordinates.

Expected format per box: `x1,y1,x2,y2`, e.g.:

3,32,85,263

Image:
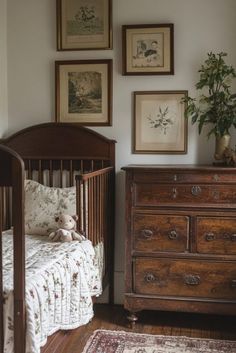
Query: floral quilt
2,230,102,353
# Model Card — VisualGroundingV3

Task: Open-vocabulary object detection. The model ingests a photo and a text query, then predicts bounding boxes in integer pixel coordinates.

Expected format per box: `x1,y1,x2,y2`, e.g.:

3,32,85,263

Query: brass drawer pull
141,229,153,238
168,230,178,240
172,187,178,199
191,186,201,196
205,232,215,241
231,280,236,288
222,233,236,241
231,234,236,242
213,174,220,182
184,274,201,286
144,273,157,283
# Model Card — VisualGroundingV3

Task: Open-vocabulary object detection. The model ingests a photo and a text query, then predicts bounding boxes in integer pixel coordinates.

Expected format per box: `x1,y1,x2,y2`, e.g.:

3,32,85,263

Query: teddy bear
49,214,85,242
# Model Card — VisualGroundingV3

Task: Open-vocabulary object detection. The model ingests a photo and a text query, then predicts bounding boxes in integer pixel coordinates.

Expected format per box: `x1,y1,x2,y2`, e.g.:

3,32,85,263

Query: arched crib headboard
1,123,115,180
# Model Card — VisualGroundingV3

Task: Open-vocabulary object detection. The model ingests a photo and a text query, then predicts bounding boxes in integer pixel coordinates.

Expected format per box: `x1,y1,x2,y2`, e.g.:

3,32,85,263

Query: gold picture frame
133,91,188,154
57,0,112,51
122,24,174,75
55,59,113,126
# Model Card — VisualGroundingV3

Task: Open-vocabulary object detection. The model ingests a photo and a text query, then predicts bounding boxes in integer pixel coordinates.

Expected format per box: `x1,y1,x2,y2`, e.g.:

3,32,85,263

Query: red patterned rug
81,329,236,353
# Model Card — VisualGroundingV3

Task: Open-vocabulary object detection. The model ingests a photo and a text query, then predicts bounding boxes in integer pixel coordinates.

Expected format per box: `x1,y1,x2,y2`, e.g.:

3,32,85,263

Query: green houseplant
183,52,236,160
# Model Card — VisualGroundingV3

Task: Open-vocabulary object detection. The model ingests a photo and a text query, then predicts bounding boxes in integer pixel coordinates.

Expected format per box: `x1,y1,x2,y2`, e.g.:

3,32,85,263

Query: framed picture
133,91,188,154
57,0,112,51
122,24,174,75
55,59,113,126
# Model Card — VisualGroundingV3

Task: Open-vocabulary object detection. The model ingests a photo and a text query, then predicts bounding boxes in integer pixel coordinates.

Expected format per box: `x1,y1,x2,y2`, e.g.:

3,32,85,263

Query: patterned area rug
81,329,236,353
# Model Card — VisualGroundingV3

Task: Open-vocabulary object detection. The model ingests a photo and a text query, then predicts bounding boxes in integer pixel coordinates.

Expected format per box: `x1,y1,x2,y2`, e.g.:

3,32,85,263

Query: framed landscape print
122,24,174,75
55,59,113,126
133,91,188,154
57,0,112,50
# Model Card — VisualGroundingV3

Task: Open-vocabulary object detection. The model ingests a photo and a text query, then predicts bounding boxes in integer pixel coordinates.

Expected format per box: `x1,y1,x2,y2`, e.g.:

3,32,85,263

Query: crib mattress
2,229,102,353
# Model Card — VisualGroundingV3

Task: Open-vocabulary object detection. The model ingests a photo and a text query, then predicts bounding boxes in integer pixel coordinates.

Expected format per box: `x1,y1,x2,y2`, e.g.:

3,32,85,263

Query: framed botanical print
133,91,188,154
55,59,113,126
57,0,112,50
122,24,174,75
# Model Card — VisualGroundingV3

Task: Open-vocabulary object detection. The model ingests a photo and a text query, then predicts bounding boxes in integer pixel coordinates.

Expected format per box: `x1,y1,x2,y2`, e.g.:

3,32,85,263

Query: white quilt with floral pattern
2,230,102,353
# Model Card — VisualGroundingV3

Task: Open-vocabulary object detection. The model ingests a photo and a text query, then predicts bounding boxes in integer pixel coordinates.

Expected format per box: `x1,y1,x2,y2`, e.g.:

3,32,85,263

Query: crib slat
98,174,102,244
90,179,92,240
100,174,103,241
6,188,11,229
93,177,96,243
87,179,90,238
28,160,32,180
69,160,73,187
38,160,43,184
92,178,95,242
96,176,99,244
77,179,82,233
83,182,87,235
60,160,63,187
1,188,6,231
89,179,94,242
104,173,107,268
49,160,53,186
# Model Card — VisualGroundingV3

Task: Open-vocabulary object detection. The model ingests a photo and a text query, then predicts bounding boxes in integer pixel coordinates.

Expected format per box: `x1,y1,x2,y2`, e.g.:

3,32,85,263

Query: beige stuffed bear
49,214,85,242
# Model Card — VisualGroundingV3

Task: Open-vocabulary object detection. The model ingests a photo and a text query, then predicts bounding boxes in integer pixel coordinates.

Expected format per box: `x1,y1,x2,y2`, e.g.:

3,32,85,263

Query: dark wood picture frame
55,59,113,126
122,24,174,75
133,90,188,154
57,0,113,51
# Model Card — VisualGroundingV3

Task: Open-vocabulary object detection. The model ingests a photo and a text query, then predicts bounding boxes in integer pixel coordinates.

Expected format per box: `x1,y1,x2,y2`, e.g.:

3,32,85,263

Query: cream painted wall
0,0,8,136
6,0,236,303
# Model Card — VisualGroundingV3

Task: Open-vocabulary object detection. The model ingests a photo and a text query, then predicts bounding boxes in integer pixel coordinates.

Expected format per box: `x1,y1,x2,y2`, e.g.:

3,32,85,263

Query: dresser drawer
134,171,236,184
196,217,236,255
133,214,189,253
134,183,236,207
134,257,236,300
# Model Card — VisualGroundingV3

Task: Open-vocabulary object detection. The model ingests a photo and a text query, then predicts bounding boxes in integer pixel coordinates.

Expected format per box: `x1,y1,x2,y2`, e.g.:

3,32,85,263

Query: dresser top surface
121,164,236,172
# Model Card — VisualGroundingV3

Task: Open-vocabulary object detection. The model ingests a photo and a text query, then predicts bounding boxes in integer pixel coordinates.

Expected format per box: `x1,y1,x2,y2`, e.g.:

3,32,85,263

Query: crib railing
76,166,115,303
24,158,110,187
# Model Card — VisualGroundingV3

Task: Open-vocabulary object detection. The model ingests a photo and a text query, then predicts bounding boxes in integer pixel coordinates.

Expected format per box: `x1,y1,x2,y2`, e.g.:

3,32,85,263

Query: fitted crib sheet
2,229,102,353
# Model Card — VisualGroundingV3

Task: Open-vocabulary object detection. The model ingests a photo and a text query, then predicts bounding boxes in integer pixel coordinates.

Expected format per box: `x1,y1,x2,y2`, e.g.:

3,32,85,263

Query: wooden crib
0,122,116,353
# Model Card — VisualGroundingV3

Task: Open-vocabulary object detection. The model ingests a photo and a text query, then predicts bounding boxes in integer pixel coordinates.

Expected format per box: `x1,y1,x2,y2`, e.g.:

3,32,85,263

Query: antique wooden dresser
122,164,236,325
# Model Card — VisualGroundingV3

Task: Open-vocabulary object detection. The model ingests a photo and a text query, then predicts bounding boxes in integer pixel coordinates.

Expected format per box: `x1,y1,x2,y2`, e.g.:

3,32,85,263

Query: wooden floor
42,304,236,353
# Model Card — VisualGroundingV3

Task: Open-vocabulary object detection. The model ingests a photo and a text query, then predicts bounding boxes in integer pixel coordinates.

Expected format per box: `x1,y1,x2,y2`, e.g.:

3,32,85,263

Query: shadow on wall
195,133,215,164
115,170,126,270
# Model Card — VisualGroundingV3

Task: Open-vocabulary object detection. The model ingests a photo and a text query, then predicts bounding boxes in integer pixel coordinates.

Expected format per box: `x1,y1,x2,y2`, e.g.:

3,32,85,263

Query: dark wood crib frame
0,123,116,353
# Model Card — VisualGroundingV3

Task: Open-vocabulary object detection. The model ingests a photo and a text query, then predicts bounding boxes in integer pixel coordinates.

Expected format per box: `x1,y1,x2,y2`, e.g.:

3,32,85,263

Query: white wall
5,0,236,303
0,0,8,136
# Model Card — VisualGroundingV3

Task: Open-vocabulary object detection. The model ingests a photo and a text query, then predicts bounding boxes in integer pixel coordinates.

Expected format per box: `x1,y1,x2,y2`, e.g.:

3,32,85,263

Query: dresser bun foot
127,312,138,328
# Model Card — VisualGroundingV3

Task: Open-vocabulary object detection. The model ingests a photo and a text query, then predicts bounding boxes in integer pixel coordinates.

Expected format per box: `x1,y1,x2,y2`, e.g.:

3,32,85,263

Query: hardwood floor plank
41,304,236,353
